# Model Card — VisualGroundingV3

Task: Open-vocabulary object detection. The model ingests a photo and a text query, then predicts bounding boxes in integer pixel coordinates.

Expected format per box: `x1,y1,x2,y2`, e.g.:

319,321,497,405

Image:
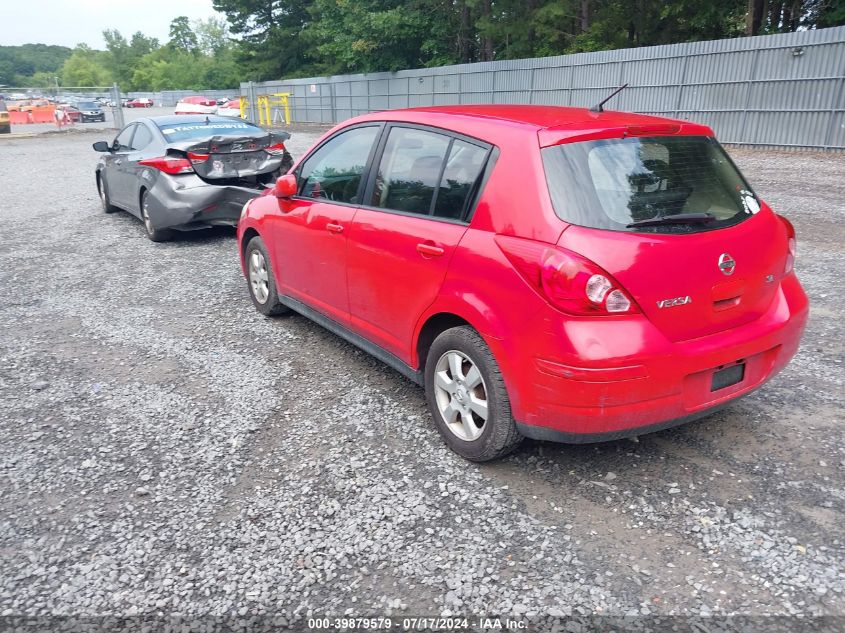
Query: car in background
58,104,81,123
237,105,808,461
93,115,293,242
126,98,154,108
175,96,218,115
77,100,106,123
216,99,243,118
0,101,9,134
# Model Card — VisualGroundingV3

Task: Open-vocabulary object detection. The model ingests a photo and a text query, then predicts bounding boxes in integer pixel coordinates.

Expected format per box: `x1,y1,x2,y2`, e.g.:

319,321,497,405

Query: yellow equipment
240,93,291,126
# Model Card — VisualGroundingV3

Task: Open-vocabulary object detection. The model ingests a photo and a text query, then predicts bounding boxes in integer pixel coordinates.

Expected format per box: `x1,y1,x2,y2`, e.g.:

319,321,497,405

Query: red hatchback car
237,105,808,461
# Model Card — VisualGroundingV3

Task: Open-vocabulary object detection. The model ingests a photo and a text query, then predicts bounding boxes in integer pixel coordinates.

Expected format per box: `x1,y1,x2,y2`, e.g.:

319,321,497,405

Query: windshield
156,120,263,142
542,135,759,234
78,102,99,109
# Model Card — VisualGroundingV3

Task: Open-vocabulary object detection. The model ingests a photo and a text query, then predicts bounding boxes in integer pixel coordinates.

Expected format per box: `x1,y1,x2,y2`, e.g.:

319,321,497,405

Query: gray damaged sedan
93,115,293,241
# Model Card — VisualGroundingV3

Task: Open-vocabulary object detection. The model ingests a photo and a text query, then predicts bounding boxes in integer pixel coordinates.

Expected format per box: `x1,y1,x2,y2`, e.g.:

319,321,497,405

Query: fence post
111,84,124,130
247,81,259,124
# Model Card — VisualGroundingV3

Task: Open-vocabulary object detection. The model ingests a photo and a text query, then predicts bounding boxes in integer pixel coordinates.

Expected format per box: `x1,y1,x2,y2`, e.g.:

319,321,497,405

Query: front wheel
425,326,522,461
140,190,173,242
244,236,288,316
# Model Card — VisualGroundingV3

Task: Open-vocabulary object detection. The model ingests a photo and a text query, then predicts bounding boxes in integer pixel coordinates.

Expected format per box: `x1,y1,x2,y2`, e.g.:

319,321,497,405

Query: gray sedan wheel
140,190,174,242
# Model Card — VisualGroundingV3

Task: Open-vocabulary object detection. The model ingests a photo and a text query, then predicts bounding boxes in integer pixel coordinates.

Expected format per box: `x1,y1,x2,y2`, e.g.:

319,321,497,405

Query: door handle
326,223,344,234
416,243,445,258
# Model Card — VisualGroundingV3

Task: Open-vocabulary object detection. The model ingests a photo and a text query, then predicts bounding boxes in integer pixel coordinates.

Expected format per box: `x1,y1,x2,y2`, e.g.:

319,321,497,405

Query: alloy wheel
248,250,270,304
433,350,489,442
142,195,154,234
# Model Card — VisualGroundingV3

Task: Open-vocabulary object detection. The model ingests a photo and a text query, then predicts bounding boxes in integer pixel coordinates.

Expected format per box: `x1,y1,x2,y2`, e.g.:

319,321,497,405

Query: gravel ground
0,130,843,630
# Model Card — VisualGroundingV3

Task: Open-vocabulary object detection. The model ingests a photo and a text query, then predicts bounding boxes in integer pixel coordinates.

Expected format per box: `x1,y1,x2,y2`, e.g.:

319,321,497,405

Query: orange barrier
10,106,57,124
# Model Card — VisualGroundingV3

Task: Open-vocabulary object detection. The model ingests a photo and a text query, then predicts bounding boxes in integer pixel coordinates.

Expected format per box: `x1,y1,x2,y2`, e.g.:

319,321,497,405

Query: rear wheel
244,236,288,316
98,175,118,213
140,190,173,242
425,326,522,461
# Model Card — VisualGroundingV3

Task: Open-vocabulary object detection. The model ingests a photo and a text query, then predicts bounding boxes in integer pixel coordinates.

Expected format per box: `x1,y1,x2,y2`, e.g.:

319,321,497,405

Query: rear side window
371,127,451,214
298,126,380,204
157,121,261,141
542,136,758,233
434,140,488,220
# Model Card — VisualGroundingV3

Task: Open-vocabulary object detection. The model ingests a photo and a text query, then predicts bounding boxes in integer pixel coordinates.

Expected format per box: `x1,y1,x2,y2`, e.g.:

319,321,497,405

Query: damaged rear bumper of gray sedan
143,173,266,231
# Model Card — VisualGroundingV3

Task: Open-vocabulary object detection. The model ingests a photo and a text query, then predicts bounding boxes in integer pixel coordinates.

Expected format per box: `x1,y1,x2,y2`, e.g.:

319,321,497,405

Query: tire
244,236,289,316
424,326,522,461
98,175,119,213
140,190,174,242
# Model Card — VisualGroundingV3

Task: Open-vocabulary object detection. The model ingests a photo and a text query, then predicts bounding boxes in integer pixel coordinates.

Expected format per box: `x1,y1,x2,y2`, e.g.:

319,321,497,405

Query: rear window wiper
626,213,716,228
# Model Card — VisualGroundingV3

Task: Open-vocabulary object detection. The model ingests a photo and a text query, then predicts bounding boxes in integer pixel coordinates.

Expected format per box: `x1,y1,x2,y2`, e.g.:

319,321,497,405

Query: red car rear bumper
513,274,809,442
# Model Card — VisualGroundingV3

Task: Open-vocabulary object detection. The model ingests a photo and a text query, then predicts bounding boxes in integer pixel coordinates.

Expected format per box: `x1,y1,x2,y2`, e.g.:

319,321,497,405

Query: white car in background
174,96,217,115
216,99,243,118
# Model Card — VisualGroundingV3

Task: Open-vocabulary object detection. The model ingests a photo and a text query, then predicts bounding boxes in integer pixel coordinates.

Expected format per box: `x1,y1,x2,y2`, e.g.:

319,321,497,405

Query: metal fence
123,89,238,107
242,26,845,150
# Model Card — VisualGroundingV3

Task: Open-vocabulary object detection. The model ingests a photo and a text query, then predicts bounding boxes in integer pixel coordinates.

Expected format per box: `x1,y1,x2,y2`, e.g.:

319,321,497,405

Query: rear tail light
496,236,639,316
187,151,209,164
265,143,286,156
777,215,797,275
138,156,194,175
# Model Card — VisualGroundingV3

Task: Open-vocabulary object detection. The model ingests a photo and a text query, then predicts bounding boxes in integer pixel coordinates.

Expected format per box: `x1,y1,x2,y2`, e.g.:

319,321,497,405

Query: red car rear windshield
157,120,262,142
542,135,759,234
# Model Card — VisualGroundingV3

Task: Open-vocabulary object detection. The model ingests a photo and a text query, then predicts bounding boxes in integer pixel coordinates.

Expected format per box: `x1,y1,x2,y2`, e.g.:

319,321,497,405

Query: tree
0,43,72,85
103,29,159,89
169,16,199,54
60,44,111,87
213,0,319,79
194,17,231,56
306,0,435,73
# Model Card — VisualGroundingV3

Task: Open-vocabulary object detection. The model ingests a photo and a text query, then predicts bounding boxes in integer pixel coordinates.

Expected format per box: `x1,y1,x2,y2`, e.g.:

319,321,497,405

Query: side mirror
274,174,298,199
92,141,111,152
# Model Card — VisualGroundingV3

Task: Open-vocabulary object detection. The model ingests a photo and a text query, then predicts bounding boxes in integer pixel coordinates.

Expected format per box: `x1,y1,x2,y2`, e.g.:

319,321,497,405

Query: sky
1,0,224,49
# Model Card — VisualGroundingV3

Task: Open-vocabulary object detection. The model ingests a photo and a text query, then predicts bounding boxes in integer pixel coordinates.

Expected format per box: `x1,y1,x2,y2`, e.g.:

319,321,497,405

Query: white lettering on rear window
161,123,252,135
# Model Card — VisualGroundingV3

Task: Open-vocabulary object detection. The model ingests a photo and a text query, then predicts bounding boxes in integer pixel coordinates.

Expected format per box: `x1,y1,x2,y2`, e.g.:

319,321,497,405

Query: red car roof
352,105,714,147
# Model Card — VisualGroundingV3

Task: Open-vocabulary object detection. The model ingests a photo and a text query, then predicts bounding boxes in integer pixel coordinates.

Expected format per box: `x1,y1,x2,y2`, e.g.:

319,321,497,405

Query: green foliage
108,18,239,91
103,30,160,89
5,0,844,90
214,0,844,81
306,0,435,73
60,44,112,87
0,44,72,85
169,16,199,54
